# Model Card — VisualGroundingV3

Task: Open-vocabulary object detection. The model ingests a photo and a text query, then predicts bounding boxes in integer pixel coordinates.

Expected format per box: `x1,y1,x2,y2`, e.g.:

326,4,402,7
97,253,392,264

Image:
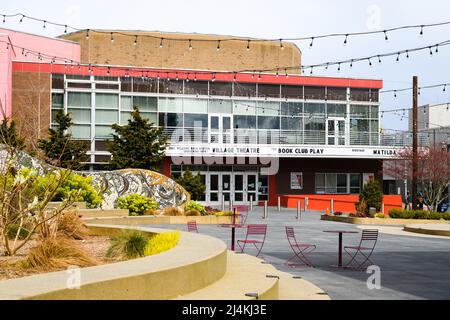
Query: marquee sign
166,144,400,159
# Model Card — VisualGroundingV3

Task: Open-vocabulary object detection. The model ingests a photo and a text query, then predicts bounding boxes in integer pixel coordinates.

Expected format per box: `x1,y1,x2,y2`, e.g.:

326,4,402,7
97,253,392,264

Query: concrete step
47,202,87,210
276,271,330,300
78,209,129,218
174,252,279,300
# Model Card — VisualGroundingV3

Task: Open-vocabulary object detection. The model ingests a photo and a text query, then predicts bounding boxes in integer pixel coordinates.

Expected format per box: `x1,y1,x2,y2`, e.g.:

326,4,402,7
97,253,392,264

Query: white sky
2,0,450,131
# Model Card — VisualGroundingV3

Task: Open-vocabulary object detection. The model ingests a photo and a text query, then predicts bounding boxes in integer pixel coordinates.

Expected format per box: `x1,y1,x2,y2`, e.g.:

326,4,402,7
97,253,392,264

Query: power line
381,83,449,95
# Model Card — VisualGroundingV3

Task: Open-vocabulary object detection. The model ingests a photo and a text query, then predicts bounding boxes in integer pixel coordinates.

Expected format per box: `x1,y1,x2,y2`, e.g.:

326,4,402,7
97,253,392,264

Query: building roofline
0,27,80,45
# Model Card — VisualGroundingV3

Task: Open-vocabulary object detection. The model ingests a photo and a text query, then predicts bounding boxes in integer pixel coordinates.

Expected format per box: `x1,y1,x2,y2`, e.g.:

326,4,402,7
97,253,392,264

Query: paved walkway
143,208,450,300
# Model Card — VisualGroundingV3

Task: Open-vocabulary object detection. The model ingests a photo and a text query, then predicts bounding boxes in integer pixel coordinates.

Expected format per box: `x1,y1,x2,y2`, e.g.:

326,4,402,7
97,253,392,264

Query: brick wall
61,31,301,73
11,71,51,150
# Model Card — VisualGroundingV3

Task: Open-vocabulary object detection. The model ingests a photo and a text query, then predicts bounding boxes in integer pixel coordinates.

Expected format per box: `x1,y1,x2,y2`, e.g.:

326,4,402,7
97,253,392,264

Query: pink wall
0,28,80,119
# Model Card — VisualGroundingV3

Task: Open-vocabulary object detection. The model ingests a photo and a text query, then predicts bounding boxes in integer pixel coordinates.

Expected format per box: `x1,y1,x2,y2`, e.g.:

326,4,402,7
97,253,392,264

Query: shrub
144,231,180,256
163,207,184,216
205,206,220,214
35,172,103,208
22,237,98,271
388,209,447,220
117,194,158,216
333,212,343,216
349,212,368,218
355,201,367,215
107,231,150,260
57,211,89,240
185,209,201,216
214,211,239,217
174,170,206,201
6,224,30,240
185,201,207,216
359,181,383,214
375,213,387,219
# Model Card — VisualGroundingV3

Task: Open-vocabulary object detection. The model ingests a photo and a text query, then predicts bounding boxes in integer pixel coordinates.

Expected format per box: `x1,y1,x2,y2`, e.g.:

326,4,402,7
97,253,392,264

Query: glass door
247,174,258,203
209,114,233,144
327,118,347,146
234,174,245,203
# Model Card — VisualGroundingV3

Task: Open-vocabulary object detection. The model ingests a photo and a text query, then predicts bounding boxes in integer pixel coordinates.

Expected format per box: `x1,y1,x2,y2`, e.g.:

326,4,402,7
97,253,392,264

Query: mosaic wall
0,146,189,209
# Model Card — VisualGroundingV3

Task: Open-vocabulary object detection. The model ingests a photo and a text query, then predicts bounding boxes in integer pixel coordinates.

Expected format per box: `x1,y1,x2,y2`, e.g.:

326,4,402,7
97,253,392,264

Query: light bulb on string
86,29,90,40
443,85,447,92
368,58,372,67
309,37,314,48
64,25,68,33
217,40,221,51
429,47,433,55
159,38,164,48
406,50,410,58
394,90,397,98
134,35,138,46
20,15,24,23
378,55,382,63
279,39,284,50
435,45,439,53
246,40,250,51
420,25,424,36
384,30,388,41
344,34,348,46
310,67,313,75
396,52,400,62
111,32,114,43
188,39,193,50
350,60,353,68
285,69,289,78
43,20,46,29
337,63,341,72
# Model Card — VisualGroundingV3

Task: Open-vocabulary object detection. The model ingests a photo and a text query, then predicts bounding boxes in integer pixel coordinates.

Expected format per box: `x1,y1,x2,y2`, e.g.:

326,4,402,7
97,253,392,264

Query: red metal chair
233,205,249,224
285,226,316,268
237,224,267,257
344,229,379,270
187,221,199,233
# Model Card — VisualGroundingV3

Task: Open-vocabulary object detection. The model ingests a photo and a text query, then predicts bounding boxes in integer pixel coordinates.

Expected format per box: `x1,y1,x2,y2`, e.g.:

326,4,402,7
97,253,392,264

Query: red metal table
218,223,247,251
323,230,359,268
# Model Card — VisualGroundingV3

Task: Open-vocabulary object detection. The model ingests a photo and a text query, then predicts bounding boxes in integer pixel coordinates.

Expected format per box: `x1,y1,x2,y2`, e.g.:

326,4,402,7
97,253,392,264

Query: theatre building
1,28,400,209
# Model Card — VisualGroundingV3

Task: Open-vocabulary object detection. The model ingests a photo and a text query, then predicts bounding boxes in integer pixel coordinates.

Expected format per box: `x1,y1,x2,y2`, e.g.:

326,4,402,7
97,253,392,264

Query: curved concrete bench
0,225,227,300
404,224,450,237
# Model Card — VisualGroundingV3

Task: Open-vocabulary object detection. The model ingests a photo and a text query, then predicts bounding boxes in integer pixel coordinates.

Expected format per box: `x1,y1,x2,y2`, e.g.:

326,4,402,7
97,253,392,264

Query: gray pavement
142,208,450,300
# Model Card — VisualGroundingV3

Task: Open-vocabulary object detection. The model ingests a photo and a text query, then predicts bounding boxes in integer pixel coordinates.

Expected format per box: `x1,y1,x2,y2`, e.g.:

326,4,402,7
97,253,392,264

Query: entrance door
209,115,233,144
206,172,259,205
327,118,347,146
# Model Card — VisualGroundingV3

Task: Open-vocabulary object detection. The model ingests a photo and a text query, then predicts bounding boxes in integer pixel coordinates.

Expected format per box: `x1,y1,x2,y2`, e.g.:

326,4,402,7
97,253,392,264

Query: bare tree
384,144,450,212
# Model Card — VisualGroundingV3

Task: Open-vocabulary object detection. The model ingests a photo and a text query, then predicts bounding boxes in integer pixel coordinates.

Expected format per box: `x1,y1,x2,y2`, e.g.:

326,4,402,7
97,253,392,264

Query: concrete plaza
143,208,450,300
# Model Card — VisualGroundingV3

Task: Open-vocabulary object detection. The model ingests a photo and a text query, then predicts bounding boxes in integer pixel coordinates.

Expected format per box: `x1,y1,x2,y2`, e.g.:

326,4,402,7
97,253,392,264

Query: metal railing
161,127,429,147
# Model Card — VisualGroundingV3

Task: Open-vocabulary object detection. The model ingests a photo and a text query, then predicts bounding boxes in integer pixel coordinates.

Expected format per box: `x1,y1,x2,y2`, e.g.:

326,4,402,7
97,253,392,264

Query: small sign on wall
291,172,303,190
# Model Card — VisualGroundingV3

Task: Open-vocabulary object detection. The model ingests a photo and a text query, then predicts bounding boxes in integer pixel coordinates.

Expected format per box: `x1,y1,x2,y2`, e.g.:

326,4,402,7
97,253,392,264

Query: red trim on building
12,61,383,89
163,158,171,178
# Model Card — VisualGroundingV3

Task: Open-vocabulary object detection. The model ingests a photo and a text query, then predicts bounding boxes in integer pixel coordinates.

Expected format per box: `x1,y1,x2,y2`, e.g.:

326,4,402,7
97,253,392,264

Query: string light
159,38,163,48
134,35,138,46
2,15,5,23
384,30,388,41
188,39,193,50
344,34,348,45
396,52,400,62
20,14,24,23
377,55,382,63
217,40,221,51
429,46,433,55
279,39,284,50
309,37,314,48
111,32,114,43
86,29,90,40
246,40,250,51
64,25,68,33
420,25,424,36
43,20,46,29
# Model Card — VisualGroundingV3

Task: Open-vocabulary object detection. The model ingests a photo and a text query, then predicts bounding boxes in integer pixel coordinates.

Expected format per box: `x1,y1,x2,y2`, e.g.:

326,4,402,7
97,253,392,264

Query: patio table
324,230,359,268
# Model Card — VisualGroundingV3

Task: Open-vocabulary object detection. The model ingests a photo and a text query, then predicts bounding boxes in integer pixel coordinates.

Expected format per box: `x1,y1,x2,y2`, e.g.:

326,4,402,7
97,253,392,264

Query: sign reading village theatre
167,144,399,159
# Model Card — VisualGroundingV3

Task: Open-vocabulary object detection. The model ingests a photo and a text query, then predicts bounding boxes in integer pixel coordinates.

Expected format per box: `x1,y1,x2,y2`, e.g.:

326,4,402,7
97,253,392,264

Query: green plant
117,194,158,216
214,211,239,217
108,107,168,171
107,231,150,260
185,201,207,216
56,211,89,240
175,170,206,201
6,224,30,240
185,209,201,216
388,209,447,220
34,172,102,209
375,213,386,219
359,181,383,214
38,111,89,169
0,118,25,150
144,231,180,256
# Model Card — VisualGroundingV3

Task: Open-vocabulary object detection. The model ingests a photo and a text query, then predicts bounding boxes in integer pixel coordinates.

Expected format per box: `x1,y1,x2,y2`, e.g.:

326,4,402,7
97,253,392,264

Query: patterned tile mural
0,146,189,209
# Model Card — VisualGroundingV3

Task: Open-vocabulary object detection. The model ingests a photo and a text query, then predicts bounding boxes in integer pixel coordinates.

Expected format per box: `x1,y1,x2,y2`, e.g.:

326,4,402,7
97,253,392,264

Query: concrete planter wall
82,215,235,226
321,215,450,226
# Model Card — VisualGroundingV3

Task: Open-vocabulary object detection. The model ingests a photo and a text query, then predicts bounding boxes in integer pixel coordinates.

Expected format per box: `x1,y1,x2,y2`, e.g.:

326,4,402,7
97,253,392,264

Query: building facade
4,28,402,209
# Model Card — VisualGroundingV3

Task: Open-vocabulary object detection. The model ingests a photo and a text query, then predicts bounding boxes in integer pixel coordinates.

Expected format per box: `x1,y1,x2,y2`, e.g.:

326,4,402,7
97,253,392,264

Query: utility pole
412,76,419,210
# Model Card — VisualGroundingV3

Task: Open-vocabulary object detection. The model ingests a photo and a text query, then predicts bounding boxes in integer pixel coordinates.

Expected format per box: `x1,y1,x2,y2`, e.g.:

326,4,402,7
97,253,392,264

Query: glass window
234,115,256,129
95,141,109,151
337,174,348,193
210,82,232,97
304,117,326,131
209,99,232,114
68,92,91,108
120,77,133,92
370,90,379,103
96,93,119,110
327,104,346,117
184,114,208,128
95,125,114,138
66,75,90,80
233,100,257,115
350,174,361,194
52,93,63,108
159,113,183,127
281,102,303,116
68,82,91,89
304,86,326,100
71,125,91,139
257,101,280,116
68,109,91,123
184,81,208,96
281,85,303,99
96,110,118,124
183,98,208,114
326,174,337,193
52,74,64,89
371,120,379,133
96,83,119,90
327,87,347,101
258,116,280,130
234,83,256,97
350,88,371,102
121,96,133,111
258,84,280,98
159,97,183,113
304,103,325,116
370,106,379,119
133,77,157,93
315,173,326,193
351,119,370,132
351,105,370,118
159,79,183,94
95,76,118,82
281,117,303,130
133,96,158,112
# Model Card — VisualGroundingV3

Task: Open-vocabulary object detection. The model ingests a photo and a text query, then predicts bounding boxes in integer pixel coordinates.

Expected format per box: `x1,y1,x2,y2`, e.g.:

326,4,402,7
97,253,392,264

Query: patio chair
187,221,199,233
285,226,316,268
233,205,249,224
344,229,379,271
237,224,267,257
